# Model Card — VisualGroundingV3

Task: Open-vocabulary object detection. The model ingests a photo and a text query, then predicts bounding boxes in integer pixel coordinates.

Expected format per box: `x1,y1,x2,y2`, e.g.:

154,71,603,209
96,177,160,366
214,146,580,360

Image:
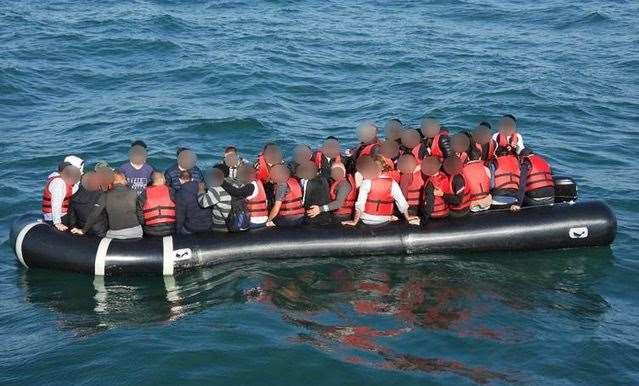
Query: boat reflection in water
20,249,613,384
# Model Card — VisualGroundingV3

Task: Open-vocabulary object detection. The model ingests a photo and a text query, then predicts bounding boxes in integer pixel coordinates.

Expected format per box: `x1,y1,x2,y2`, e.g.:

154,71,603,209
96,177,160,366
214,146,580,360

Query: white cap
64,155,84,174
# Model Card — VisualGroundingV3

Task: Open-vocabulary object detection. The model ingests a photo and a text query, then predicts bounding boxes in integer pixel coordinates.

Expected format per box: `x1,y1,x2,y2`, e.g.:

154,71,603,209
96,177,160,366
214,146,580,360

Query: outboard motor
553,176,578,203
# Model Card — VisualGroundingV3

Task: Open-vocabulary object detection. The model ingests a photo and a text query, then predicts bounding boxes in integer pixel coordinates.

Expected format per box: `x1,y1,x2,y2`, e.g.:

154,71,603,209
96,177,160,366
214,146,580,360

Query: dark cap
131,140,147,149
177,147,190,157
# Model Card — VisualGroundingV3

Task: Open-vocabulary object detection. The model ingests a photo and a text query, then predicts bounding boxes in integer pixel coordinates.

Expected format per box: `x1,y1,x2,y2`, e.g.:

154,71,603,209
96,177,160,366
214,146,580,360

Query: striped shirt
198,186,232,225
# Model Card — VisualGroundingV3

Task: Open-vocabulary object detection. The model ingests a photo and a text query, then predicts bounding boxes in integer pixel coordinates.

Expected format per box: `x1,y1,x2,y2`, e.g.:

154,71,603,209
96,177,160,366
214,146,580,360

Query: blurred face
96,169,115,187
330,164,346,181
224,150,239,166
384,119,403,140
264,146,282,165
178,150,196,170
473,126,491,145
61,166,82,186
113,172,127,186
381,140,400,159
322,139,340,158
443,157,463,175
237,165,254,183
357,122,377,143
421,119,440,138
129,145,147,165
397,154,417,174
420,156,442,176
400,130,421,149
296,161,316,180
498,117,516,135
152,172,166,185
209,169,224,186
293,145,312,164
271,165,290,184
451,134,471,154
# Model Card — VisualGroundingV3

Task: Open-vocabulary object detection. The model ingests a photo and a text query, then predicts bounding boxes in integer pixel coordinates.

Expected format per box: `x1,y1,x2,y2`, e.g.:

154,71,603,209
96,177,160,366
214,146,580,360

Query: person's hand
306,205,321,218
198,182,206,193
407,216,421,225
70,227,84,235
433,188,444,197
510,205,521,212
54,223,68,232
265,221,276,227
390,215,399,222
341,220,358,226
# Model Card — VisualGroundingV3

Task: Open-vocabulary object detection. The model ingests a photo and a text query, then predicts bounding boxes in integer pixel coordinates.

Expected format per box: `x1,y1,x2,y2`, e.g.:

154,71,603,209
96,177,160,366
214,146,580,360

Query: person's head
295,160,317,180
94,160,112,173
80,171,100,192
177,148,197,170
420,117,441,138
397,153,418,174
498,114,517,136
380,139,400,160
129,140,148,165
270,164,290,184
112,171,127,186
321,136,340,159
451,133,471,154
64,155,84,175
372,155,391,174
237,164,255,183
420,156,442,176
151,170,166,186
356,156,378,180
95,166,115,189
384,118,403,141
61,164,82,186
473,122,492,145
179,169,192,184
293,144,313,165
207,167,224,187
400,129,422,149
223,146,239,166
356,121,378,143
330,162,347,181
263,143,282,165
443,156,463,176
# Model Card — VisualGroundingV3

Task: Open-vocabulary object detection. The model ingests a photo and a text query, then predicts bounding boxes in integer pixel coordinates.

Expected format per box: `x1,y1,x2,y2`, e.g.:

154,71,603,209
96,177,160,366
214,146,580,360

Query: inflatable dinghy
9,178,616,276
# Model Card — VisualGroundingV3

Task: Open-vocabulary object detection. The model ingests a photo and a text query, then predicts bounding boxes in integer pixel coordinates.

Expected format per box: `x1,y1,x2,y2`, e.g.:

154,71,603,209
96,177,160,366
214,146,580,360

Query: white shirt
492,132,524,154
247,181,267,224
355,178,409,225
42,172,79,224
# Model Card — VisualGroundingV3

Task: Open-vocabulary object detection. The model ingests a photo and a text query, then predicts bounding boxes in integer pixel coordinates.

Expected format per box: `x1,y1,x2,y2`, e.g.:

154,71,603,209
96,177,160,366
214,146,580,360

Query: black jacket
83,185,142,233
175,181,212,233
302,176,331,225
68,186,106,237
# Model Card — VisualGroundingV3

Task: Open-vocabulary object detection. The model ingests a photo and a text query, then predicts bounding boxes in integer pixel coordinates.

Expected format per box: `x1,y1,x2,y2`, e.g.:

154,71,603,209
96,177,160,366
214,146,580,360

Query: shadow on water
19,248,614,384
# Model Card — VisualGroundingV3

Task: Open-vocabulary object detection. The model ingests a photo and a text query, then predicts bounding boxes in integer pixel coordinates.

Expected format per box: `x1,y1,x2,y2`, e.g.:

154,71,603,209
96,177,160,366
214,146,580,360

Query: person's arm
439,135,453,159
197,189,215,208
489,162,496,189
136,192,146,225
515,134,524,154
266,184,288,224
81,193,106,234
221,180,254,199
322,180,351,212
48,178,67,226
443,175,464,205
513,160,529,210
422,182,435,218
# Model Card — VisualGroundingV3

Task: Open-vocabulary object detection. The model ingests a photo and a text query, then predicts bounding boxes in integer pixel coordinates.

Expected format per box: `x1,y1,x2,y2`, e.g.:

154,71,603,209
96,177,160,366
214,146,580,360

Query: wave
556,11,612,30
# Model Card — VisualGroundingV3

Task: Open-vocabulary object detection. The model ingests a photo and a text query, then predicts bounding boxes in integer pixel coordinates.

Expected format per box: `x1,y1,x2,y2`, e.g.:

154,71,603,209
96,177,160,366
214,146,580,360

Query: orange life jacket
354,139,380,160
461,160,490,201
427,172,451,218
329,174,357,217
142,185,176,226
364,177,395,216
255,153,271,183
313,151,341,170
278,178,305,217
475,139,496,162
525,154,554,192
427,130,449,160
42,175,73,215
410,143,426,162
496,132,519,152
493,155,521,191
400,170,424,208
246,180,268,218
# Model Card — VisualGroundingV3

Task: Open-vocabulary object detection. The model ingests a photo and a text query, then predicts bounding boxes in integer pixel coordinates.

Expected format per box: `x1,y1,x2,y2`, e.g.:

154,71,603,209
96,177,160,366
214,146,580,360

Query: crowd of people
41,114,556,239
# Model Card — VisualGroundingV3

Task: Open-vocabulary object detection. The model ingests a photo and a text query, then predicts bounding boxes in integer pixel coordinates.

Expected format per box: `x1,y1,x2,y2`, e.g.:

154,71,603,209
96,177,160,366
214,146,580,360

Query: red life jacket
42,175,73,214
313,151,341,170
427,130,449,160
329,174,356,217
493,155,521,191
410,143,426,162
142,185,176,226
279,178,305,217
525,154,554,192
448,174,471,212
457,151,469,164
475,139,496,162
496,132,519,152
255,153,271,183
246,180,268,218
400,170,424,208
355,139,380,160
461,160,490,200
364,177,395,216
428,172,451,218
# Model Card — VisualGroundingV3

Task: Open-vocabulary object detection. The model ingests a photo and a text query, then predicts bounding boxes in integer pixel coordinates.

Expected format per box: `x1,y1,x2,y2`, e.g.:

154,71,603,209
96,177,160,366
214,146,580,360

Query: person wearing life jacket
42,158,83,231
350,121,382,161
313,136,343,181
307,162,357,222
441,156,471,217
473,122,496,162
288,144,314,176
215,164,269,228
511,148,555,210
342,155,419,227
420,118,452,161
451,132,480,164
420,156,450,220
138,171,176,237
254,142,284,183
397,153,424,217
460,152,492,212
384,118,404,145
489,147,522,209
379,140,401,182
401,128,429,161
492,114,524,155
266,164,306,227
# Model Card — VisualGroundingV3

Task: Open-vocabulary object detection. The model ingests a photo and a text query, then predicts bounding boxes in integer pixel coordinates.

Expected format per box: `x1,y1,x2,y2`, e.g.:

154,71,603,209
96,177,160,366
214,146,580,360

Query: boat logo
569,227,588,239
173,248,192,261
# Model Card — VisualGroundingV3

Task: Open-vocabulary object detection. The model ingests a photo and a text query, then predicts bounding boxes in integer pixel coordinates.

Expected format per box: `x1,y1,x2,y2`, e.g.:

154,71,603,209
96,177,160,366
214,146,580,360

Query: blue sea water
1,1,638,385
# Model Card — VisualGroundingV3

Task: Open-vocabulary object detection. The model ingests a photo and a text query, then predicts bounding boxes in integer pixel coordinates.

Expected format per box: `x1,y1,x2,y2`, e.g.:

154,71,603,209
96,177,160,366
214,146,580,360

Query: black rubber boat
9,178,616,276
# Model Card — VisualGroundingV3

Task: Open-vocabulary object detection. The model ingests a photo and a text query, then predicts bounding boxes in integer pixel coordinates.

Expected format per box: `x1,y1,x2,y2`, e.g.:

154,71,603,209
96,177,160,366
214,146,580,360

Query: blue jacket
174,181,212,234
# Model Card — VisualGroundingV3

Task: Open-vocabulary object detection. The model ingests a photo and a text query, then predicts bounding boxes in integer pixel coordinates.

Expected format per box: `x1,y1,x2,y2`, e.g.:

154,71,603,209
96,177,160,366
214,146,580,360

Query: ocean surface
1,1,638,385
